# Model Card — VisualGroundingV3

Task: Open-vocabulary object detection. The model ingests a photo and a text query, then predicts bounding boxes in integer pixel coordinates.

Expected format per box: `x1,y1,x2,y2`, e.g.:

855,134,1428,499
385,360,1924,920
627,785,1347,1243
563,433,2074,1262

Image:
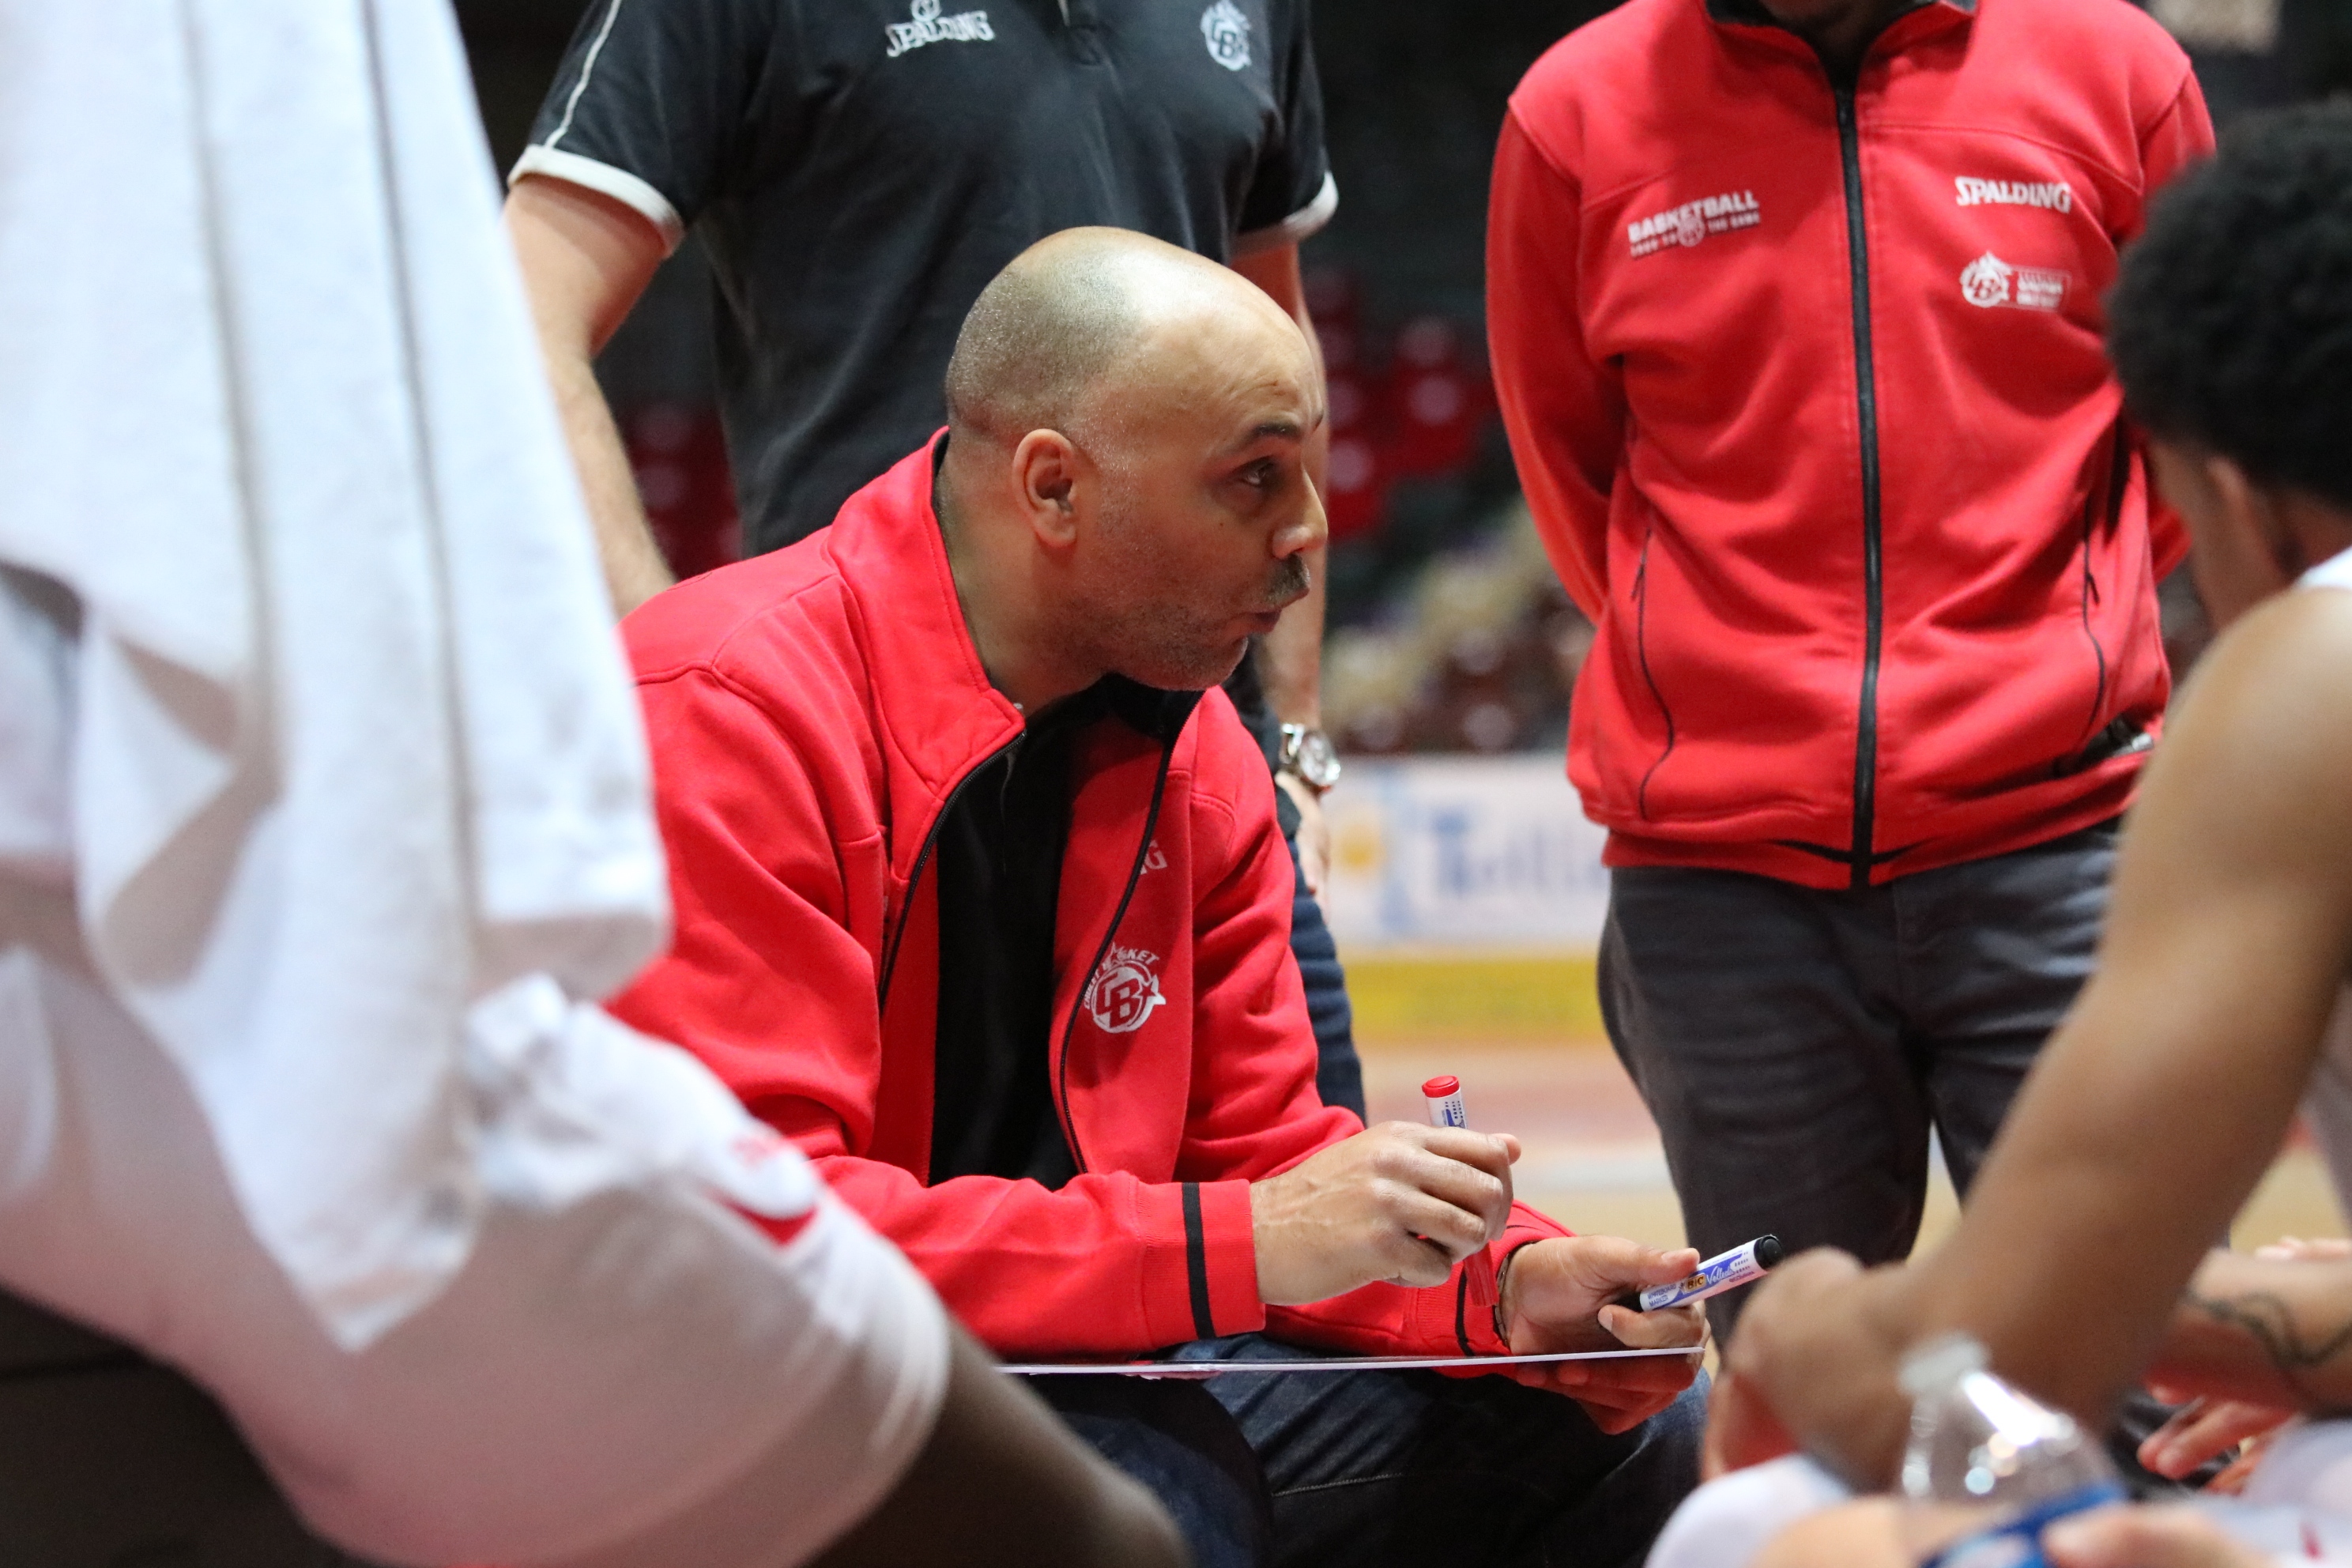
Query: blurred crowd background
456,0,2348,759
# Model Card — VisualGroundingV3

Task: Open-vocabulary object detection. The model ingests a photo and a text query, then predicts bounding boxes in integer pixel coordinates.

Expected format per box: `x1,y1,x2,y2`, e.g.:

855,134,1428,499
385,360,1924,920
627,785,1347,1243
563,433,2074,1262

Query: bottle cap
1897,1332,1989,1400
1421,1076,1460,1098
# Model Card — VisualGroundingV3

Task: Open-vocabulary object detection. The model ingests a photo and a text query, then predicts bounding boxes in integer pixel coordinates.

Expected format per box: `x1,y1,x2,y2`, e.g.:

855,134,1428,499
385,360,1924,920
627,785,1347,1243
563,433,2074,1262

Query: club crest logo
885,0,993,58
1201,0,1252,70
1961,251,2014,307
1085,945,1168,1035
1960,251,2068,312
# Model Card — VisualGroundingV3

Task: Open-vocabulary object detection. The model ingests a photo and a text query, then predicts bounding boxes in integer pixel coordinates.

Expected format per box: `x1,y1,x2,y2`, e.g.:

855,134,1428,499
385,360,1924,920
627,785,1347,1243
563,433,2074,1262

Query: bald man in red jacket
613,229,1710,1568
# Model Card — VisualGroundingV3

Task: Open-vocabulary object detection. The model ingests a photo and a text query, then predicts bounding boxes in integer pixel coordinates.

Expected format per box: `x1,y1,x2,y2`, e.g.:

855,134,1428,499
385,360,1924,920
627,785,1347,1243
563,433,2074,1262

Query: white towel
0,0,805,1349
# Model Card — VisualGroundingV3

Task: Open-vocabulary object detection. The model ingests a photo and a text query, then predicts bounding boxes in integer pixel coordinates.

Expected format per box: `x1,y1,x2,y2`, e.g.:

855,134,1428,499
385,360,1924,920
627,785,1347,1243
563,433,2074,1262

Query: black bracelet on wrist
1492,1246,1517,1347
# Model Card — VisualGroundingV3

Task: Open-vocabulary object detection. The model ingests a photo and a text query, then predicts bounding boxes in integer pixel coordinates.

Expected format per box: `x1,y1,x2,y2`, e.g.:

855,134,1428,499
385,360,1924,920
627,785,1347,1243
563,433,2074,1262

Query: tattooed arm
2154,1248,2352,1412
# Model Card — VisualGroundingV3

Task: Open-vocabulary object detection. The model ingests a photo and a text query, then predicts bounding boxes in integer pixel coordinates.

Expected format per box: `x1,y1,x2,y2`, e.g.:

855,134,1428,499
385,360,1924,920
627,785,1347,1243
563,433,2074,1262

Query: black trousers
0,1291,370,1568
1600,821,2121,1340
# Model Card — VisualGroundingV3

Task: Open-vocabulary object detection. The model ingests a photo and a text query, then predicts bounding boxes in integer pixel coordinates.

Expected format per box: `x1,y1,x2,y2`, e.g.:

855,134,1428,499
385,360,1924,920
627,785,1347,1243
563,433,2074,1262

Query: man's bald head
943,228,1297,452
933,227,1325,705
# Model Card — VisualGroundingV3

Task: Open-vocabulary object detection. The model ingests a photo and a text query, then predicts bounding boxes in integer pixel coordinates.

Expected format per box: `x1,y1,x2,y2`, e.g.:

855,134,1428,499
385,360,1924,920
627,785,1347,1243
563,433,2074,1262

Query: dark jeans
1287,842,1366,1121
1228,653,1363,1121
0,1291,373,1568
1035,1336,1707,1568
1600,821,2120,1340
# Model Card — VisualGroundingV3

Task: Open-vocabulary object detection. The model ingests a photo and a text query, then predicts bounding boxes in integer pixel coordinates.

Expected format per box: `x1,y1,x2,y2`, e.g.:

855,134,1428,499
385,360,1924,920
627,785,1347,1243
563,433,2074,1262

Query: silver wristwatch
1276,723,1343,794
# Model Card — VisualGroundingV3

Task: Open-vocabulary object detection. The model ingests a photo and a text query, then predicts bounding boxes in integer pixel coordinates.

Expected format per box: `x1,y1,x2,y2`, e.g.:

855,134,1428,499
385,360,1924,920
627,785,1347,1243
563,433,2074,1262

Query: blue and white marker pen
1612,1234,1784,1313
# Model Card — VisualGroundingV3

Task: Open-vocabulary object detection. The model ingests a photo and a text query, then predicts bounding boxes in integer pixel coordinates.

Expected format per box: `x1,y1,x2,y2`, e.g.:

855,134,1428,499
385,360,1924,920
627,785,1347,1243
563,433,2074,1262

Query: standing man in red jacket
1487,0,2213,1338
614,228,1710,1568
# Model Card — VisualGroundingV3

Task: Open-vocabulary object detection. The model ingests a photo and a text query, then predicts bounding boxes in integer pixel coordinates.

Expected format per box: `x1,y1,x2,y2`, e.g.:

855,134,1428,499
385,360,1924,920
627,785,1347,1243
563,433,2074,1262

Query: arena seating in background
615,277,1590,760
1306,270,1497,548
1321,503,1595,758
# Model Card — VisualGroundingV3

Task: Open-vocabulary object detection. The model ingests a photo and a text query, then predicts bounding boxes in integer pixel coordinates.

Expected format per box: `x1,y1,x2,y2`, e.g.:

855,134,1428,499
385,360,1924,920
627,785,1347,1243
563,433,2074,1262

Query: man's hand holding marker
1247,1117,1523,1304
1614,1235,1785,1314
1249,1071,1714,1430
1422,1076,1502,1308
1491,1235,1711,1430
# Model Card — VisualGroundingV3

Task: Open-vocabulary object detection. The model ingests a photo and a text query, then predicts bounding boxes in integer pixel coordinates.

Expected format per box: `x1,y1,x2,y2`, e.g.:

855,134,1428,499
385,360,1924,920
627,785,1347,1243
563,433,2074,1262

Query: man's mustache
1261,554,1312,609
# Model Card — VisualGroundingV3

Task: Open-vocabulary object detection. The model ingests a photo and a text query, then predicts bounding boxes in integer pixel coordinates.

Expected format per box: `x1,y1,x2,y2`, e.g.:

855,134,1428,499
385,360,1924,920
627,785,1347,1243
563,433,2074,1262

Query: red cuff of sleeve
1196,1179,1263,1337
1139,1179,1265,1348
1399,1206,1572,1356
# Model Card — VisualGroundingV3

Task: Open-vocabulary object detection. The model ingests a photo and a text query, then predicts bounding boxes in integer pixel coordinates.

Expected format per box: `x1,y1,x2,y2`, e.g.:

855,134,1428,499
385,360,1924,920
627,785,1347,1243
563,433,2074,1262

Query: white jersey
0,918,947,1566
2305,543,2352,594
0,2,946,1562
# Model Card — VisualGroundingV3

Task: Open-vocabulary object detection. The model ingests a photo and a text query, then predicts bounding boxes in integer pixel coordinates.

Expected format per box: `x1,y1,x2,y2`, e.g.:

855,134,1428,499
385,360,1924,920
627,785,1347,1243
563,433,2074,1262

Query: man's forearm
504,176,675,620
546,345,675,618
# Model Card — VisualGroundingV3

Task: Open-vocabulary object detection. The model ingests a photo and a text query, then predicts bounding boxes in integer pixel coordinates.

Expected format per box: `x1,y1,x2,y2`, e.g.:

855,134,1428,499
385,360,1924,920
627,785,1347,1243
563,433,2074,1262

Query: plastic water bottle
1897,1333,2127,1567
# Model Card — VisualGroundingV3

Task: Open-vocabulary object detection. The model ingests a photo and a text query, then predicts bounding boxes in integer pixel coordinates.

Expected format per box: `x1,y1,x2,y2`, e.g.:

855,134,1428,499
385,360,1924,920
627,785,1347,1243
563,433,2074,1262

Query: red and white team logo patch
1960,251,2069,312
1084,945,1168,1035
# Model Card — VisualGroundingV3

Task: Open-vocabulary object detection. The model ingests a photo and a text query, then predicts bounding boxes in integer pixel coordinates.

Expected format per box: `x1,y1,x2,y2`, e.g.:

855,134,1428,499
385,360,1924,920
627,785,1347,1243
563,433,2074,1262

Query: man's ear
1010,429,1082,549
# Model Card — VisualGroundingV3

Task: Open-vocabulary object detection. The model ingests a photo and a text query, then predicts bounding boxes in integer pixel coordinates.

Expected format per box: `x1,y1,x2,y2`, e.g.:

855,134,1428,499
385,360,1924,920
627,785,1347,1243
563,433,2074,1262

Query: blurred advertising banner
1322,756,1608,1043
1323,756,1607,952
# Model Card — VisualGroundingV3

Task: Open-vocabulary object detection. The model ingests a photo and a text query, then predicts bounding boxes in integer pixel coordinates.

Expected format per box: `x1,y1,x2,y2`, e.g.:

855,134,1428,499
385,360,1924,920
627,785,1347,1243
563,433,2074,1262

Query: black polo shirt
515,0,1336,555
926,665,1199,1187
925,685,1098,1187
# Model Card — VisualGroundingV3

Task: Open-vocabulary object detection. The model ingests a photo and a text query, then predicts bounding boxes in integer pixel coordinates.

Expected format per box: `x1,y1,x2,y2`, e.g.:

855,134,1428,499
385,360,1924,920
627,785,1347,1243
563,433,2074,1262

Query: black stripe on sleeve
1454,1268,1475,1357
1182,1183,1216,1340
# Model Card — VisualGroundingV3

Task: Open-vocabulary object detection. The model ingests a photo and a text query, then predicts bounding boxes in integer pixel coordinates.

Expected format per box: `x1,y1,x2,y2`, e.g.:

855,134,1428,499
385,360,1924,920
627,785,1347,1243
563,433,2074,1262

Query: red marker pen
1422,1076,1501,1315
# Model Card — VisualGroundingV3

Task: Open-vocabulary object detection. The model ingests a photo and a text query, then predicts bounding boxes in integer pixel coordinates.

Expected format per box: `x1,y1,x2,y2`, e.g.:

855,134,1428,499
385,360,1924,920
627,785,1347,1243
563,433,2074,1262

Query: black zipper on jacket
1834,80,1886,892
1051,741,1179,1177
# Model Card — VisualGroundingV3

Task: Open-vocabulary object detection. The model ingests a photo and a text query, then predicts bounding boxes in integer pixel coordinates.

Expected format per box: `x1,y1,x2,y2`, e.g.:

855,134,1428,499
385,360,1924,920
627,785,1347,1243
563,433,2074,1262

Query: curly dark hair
2109,105,2352,511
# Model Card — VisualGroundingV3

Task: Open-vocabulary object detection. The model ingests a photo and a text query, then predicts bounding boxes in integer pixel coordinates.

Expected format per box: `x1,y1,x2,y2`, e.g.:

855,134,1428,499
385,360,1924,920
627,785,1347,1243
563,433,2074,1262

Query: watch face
1295,729,1343,790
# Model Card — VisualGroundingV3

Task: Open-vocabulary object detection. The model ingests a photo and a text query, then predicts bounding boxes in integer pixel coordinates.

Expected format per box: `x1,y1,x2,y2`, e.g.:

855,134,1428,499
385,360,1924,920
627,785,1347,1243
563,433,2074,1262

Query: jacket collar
1703,0,1974,67
820,433,1202,869
1705,0,1970,21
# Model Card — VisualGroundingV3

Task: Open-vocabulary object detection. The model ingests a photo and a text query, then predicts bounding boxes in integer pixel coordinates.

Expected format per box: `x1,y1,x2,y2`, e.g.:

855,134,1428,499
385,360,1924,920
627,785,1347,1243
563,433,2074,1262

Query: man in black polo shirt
503,0,1364,1120
509,0,1332,569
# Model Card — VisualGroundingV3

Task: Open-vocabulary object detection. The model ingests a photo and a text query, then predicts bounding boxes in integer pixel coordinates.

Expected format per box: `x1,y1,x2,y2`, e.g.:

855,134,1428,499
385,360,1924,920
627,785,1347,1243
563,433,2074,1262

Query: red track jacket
1489,0,2212,890
612,443,1566,1359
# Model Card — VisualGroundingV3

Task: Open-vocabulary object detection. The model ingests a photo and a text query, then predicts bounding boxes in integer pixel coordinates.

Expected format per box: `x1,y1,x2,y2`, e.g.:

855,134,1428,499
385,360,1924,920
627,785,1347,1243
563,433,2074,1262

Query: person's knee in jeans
1035,1375,1273,1568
